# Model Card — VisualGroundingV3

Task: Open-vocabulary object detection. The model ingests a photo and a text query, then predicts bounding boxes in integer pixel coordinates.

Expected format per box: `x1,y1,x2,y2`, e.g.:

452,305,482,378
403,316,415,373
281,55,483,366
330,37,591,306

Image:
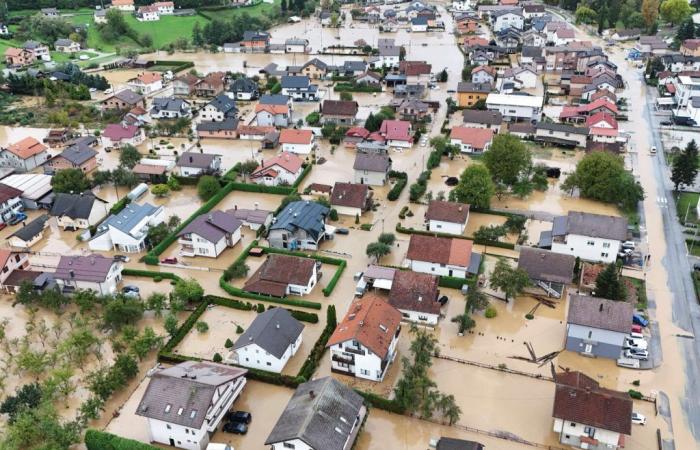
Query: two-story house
150,97,192,119
330,182,373,217
229,77,260,100
486,93,543,121
127,72,163,95
268,200,329,250
405,234,479,278
254,103,290,127
243,254,319,297
424,200,470,235
0,250,32,293
101,89,146,111
250,151,303,186
102,124,145,149
0,137,49,172
534,123,589,148
50,192,109,230
137,361,247,450
280,76,319,101
353,153,391,186
517,247,575,298
450,126,495,153
177,210,242,258
388,270,442,325
321,100,359,125
23,40,50,61
45,144,98,173
327,294,402,381
491,9,524,32
241,30,270,52
279,129,315,154
176,152,222,177
89,202,165,253
461,109,503,131
231,307,304,373
0,184,23,225
544,211,628,263
54,254,123,295
200,94,237,122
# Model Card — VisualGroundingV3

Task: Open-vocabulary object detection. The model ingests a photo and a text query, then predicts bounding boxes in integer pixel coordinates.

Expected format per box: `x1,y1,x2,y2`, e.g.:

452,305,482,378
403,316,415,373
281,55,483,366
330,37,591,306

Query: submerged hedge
85,429,160,450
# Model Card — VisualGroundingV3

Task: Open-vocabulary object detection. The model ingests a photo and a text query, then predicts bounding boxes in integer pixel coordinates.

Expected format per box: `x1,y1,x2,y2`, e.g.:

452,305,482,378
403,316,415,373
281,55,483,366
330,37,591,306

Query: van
617,357,640,369
355,277,367,297
650,146,657,154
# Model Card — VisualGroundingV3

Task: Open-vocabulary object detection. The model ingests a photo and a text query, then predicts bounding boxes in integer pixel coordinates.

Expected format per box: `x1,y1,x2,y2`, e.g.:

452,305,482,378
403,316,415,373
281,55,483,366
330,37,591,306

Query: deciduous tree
482,133,532,187
449,163,495,209
641,0,660,28
660,0,692,25
671,139,699,191
489,258,530,302
50,168,91,194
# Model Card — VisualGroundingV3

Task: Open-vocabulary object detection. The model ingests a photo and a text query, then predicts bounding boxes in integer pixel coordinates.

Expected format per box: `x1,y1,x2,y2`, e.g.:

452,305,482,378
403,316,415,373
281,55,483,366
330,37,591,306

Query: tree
195,321,209,333
451,313,475,334
489,258,530,302
172,278,204,305
676,17,696,42
2,401,80,450
50,168,91,194
482,133,532,187
146,293,166,317
167,176,182,191
340,91,353,101
660,0,692,25
281,0,288,11
641,0,660,28
102,296,144,330
366,242,391,262
562,152,644,210
130,327,162,359
574,5,597,24
473,225,507,242
378,233,396,246
141,33,153,48
224,260,249,281
225,338,234,348
197,175,220,200
0,383,42,423
306,111,320,125
238,159,259,181
151,184,170,197
118,144,141,169
595,263,628,300
671,139,699,191
438,68,448,82
192,21,204,47
164,314,179,337
449,164,495,209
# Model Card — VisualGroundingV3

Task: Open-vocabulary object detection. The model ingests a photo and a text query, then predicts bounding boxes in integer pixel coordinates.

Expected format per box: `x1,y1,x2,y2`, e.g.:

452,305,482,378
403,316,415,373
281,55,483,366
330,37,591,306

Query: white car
650,146,657,154
624,337,648,350
624,348,649,360
632,412,646,425
630,332,645,340
79,54,89,60
104,88,113,94
622,240,636,249
89,87,97,93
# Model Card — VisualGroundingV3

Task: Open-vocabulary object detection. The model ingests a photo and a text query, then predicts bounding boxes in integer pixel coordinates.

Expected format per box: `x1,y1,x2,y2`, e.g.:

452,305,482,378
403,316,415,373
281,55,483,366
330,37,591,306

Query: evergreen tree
595,263,627,301
192,21,204,47
671,139,699,191
677,17,696,43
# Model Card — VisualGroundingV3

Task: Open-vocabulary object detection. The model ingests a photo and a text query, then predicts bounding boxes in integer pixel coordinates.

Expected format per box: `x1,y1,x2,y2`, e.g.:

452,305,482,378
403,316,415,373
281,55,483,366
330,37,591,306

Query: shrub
485,307,497,318
195,321,209,333
632,380,640,386
213,353,223,363
85,429,159,450
236,325,244,334
628,389,643,399
329,208,339,221
153,276,163,282
256,303,265,313
197,175,220,201
225,338,234,348
360,223,372,231
297,305,336,381
525,313,534,320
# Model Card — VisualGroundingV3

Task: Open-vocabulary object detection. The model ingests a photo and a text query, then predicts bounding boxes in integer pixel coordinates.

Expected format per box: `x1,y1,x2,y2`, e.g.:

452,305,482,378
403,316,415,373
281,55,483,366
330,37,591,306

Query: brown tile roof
279,129,313,145
243,254,316,297
132,164,167,175
449,126,494,150
388,270,440,315
255,103,289,115
567,294,634,333
134,72,162,84
425,200,469,224
553,371,632,435
6,137,47,159
321,100,359,117
330,182,370,209
406,234,472,267
353,153,391,173
252,151,303,177
400,60,432,76
308,183,333,194
0,183,23,204
326,294,401,358
517,247,575,284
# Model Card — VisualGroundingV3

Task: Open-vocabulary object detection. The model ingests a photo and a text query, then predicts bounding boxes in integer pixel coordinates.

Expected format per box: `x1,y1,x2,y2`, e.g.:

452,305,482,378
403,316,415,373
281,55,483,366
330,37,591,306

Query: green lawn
124,15,209,49
198,0,280,20
676,192,700,225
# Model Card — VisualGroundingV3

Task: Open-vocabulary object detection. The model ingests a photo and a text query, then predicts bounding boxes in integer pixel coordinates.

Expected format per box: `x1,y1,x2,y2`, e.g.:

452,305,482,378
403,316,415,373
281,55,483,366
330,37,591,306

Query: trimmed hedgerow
297,305,336,381
85,429,160,450
121,268,182,282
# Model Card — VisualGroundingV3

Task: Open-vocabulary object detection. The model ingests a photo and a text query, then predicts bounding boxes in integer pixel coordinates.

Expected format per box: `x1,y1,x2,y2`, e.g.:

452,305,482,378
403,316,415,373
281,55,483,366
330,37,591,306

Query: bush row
161,301,208,353
438,275,474,289
109,197,131,215
171,175,200,186
356,390,406,414
261,246,346,266
85,429,160,450
152,60,195,73
219,278,323,310
291,164,312,189
334,83,382,93
322,260,347,297
227,181,295,195
146,181,236,263
395,223,515,250
297,305,336,381
121,268,182,282
387,171,408,201
205,294,319,323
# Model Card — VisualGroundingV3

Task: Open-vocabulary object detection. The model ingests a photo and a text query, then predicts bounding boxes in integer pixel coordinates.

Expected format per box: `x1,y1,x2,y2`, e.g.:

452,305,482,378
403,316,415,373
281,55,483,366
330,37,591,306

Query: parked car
8,213,27,226
694,261,700,272
0,223,6,231
622,241,636,249
650,146,657,154
660,120,673,126
623,337,647,350
160,257,178,264
630,331,645,340
225,411,252,424
624,348,649,360
114,255,131,263
632,412,647,425
222,422,248,434
336,228,349,235
633,314,649,327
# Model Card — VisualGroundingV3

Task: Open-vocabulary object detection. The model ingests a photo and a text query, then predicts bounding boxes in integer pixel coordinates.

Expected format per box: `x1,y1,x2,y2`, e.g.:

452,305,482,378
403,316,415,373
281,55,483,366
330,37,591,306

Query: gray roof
55,38,74,47
457,82,491,93
270,200,328,241
230,77,258,94
281,75,311,89
23,40,44,50
178,210,241,243
303,58,328,70
260,94,290,105
151,97,189,113
57,145,97,165
207,94,237,116
101,202,160,234
265,377,364,449
567,294,634,333
196,118,239,132
554,211,628,241
112,89,144,105
9,214,48,242
286,38,308,45
536,122,589,135
353,153,391,172
462,109,503,125
233,307,304,357
50,192,104,220
521,45,544,58
243,30,270,41
436,438,484,450
177,152,219,169
137,361,247,429
229,208,272,225
379,46,401,57
517,247,575,284
54,254,117,283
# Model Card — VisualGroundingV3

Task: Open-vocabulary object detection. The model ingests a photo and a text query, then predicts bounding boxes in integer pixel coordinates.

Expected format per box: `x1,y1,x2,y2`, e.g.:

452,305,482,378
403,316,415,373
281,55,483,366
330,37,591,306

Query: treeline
199,13,271,46
5,64,109,99
1,0,222,13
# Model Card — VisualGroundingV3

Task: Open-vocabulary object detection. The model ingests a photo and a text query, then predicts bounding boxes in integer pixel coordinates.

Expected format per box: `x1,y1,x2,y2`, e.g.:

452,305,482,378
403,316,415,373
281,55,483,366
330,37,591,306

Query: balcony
332,353,355,365
343,345,365,356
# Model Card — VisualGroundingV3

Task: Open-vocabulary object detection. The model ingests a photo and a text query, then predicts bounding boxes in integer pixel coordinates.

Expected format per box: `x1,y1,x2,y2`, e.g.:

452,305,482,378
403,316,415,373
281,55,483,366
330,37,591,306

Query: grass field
124,14,209,49
676,192,700,225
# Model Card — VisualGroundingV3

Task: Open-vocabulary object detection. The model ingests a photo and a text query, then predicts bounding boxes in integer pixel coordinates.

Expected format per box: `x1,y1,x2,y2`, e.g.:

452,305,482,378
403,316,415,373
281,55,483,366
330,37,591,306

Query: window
177,407,183,416
360,369,370,375
601,252,608,258
587,240,595,246
588,331,592,339
283,443,296,449
267,361,272,366
190,410,197,419
166,424,171,430
602,242,611,248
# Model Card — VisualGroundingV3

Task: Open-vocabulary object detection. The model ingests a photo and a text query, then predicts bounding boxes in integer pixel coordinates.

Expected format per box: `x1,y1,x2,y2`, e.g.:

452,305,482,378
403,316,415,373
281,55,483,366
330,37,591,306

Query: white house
150,97,191,119
243,254,319,297
330,182,372,217
101,124,145,149
268,201,329,251
546,211,628,263
127,72,163,95
0,250,31,293
405,234,477,278
534,123,589,148
0,137,49,172
137,361,248,450
23,40,51,61
54,254,123,295
199,94,238,122
50,192,109,230
89,202,165,253
231,307,304,373
388,270,442,325
250,152,303,186
486,93,543,121
379,119,413,148
0,183,24,225
136,5,160,21
501,66,538,89
154,1,175,14
327,294,402,381
254,103,290,127
54,38,81,53
176,210,242,258
280,75,319,101
353,153,391,186
176,152,222,177
265,377,367,450
285,38,309,53
279,129,315,154
452,0,472,12
425,200,469,234
492,9,524,32
552,371,632,450
449,126,494,153
566,294,634,359
111,0,135,11
471,65,497,85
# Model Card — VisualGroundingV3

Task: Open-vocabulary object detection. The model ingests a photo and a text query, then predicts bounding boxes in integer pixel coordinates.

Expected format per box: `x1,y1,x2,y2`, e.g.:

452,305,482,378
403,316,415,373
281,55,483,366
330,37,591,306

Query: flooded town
1,0,700,449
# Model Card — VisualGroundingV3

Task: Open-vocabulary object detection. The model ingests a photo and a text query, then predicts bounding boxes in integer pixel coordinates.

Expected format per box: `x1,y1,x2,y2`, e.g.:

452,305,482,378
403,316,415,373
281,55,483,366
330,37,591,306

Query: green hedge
228,181,295,195
161,301,208,353
438,275,473,289
297,305,336,381
290,310,319,324
122,268,182,282
145,181,236,263
205,294,319,323
85,429,160,450
152,60,194,73
219,278,323,310
171,174,200,185
356,390,406,414
395,223,516,250
334,82,382,93
387,177,407,201
109,196,131,215
322,260,346,297
291,164,312,189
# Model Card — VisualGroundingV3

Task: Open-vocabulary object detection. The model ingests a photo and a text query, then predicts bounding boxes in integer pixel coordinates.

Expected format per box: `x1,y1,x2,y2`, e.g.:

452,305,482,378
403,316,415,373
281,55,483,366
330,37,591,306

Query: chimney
599,303,603,312
234,205,238,211
418,295,422,302
276,322,280,329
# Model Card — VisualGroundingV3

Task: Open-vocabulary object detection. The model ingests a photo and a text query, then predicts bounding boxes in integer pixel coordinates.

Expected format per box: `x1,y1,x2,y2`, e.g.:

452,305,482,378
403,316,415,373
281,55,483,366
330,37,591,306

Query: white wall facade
233,334,302,373
282,142,314,154
427,218,466,235
329,334,398,382
270,439,313,450
353,169,387,186
553,418,622,449
286,264,318,295
406,258,467,278
199,105,228,122
333,205,363,217
551,233,621,263
398,308,439,326
494,13,524,32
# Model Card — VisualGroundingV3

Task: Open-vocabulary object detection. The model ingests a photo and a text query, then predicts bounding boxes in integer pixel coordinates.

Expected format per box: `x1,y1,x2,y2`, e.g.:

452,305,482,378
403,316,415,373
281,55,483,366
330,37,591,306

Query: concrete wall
551,233,621,263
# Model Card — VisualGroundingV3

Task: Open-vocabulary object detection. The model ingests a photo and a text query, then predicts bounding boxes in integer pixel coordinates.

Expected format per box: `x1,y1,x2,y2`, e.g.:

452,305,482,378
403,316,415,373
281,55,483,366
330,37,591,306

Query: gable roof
252,151,303,178
55,254,117,282
265,377,364,449
457,82,491,93
196,118,239,132
281,75,311,89
234,307,304,358
449,126,494,149
0,183,22,204
177,152,219,169
9,214,48,242
56,145,97,166
553,371,632,435
243,254,316,297
436,438,484,450
207,94,237,115
327,294,402,358
517,247,575,284
110,89,144,105
279,129,313,145
462,109,503,125
406,234,472,267
50,192,104,219
178,210,242,243
137,361,247,429
388,270,440,315
330,182,369,209
567,294,634,333
259,94,290,105
322,100,359,116
353,153,390,173
103,123,140,140
380,120,412,141
270,200,328,240
554,211,627,241
151,97,189,113
5,137,47,159
425,200,470,224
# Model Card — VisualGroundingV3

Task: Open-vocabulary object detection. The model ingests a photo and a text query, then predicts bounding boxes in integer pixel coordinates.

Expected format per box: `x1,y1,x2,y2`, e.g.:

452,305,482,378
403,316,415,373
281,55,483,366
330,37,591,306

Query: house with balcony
89,202,165,253
552,371,632,450
542,211,627,263
241,30,270,52
280,76,319,101
23,40,50,61
101,89,146,111
53,254,123,295
327,294,402,381
176,152,222,177
268,200,329,250
200,94,237,122
388,270,441,325
0,250,33,294
150,97,192,119
243,254,319,297
127,72,163,95
231,307,304,373
0,184,23,225
137,361,248,450
177,210,242,258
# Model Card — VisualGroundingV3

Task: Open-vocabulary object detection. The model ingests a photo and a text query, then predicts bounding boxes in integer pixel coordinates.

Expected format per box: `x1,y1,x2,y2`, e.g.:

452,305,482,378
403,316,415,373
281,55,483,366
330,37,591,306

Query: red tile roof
279,129,313,145
388,270,440,315
133,72,162,84
326,294,401,358
255,103,289,115
586,112,617,129
330,182,370,209
380,120,412,142
345,127,370,139
406,234,472,267
6,137,47,159
425,200,470,223
400,61,432,76
252,151,303,178
449,126,494,150
103,124,140,140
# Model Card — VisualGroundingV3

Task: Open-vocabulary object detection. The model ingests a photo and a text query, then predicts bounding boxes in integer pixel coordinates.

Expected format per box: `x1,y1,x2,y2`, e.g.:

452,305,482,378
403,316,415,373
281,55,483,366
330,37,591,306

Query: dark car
160,257,178,264
438,295,449,306
225,411,252,424
545,167,561,178
336,228,350,235
660,120,673,126
8,213,27,226
114,255,130,262
222,422,248,434
445,176,459,186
